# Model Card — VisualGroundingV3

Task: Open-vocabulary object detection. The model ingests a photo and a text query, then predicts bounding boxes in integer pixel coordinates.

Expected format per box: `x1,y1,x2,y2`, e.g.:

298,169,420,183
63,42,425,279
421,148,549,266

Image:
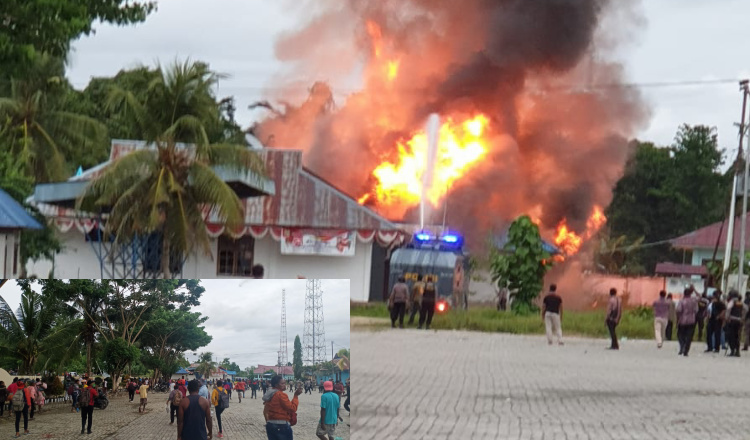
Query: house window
217,235,255,276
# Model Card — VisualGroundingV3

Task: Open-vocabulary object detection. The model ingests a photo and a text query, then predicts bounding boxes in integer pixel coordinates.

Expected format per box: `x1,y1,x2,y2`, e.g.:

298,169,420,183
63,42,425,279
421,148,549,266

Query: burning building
253,0,649,268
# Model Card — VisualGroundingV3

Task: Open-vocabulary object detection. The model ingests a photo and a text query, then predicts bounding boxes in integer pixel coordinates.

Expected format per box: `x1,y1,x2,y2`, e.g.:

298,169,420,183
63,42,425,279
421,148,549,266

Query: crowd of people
2,371,349,439
169,375,349,440
540,283,750,355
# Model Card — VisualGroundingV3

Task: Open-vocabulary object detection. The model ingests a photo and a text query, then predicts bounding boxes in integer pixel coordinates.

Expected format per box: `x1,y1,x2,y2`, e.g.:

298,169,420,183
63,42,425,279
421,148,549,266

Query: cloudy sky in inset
0,279,350,371
62,0,750,158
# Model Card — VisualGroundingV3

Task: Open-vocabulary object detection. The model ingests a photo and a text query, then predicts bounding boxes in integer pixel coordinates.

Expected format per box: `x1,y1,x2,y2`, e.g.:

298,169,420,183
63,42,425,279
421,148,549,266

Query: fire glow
366,115,489,216
254,1,646,256
553,206,607,260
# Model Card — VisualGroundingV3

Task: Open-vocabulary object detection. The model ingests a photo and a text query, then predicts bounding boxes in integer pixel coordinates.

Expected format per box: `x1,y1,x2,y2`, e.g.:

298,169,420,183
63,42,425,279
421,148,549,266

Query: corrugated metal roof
34,140,401,233
654,262,708,277
0,189,42,230
671,217,750,251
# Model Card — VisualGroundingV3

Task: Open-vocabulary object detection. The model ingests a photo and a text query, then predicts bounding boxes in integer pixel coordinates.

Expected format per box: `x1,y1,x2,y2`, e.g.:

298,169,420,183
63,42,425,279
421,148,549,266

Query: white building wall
26,230,370,301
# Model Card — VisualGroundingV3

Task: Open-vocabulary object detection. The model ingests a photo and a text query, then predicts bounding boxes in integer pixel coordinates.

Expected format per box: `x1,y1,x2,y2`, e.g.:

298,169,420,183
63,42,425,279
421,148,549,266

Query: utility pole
723,82,750,291
737,80,750,291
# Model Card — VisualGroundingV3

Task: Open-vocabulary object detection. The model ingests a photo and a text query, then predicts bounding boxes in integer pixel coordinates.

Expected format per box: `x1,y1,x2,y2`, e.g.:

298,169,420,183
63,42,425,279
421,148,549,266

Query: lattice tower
280,289,289,367
303,279,327,366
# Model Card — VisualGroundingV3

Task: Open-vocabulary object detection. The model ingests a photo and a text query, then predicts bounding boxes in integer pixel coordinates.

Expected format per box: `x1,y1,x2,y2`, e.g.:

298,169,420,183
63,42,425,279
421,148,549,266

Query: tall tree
0,280,75,373
293,335,303,380
77,60,266,278
0,0,155,83
138,307,211,381
196,352,216,379
606,127,731,273
490,215,553,314
0,54,107,182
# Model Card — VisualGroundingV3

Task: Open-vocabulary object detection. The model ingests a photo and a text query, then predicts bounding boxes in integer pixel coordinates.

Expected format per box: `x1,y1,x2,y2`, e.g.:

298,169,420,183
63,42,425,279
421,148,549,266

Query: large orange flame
363,115,489,218
553,205,606,260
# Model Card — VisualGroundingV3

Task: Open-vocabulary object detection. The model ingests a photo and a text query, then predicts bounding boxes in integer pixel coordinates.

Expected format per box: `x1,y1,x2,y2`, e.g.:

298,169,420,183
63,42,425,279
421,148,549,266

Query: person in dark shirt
541,284,564,345
178,379,212,440
696,292,709,340
418,277,437,330
705,290,726,353
726,290,747,357
743,291,750,351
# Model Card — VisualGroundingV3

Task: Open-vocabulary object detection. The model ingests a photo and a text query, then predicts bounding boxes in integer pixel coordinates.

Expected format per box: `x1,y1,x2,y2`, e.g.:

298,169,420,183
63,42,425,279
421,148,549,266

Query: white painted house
27,140,406,300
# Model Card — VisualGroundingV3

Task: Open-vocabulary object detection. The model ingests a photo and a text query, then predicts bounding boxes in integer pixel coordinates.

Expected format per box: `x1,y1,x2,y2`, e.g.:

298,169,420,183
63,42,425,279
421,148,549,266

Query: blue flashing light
442,234,459,243
415,233,432,241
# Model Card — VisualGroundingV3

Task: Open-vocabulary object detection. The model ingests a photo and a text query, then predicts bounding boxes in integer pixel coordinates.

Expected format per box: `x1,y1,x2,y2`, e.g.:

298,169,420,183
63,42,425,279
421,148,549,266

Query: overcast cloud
0,279,350,371
62,0,750,160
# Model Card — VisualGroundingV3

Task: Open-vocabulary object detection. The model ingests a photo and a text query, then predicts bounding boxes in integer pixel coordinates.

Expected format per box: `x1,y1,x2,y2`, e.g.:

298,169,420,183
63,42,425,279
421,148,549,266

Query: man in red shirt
80,380,98,435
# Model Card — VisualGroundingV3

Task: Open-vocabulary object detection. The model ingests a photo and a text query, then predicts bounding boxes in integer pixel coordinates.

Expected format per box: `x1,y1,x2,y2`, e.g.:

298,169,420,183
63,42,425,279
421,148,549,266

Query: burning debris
252,0,649,256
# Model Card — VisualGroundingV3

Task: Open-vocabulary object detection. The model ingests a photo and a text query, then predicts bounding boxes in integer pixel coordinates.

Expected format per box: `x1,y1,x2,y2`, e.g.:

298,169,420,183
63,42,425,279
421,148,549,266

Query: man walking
343,378,350,414
79,380,98,435
666,294,676,341
168,381,184,425
262,375,301,440
676,288,698,356
251,380,259,399
138,380,149,413
743,291,750,351
541,284,564,345
388,276,409,328
696,292,709,340
652,290,670,348
178,379,212,440
211,380,229,438
316,381,340,440
408,274,425,326
706,290,725,353
12,379,31,437
605,288,621,350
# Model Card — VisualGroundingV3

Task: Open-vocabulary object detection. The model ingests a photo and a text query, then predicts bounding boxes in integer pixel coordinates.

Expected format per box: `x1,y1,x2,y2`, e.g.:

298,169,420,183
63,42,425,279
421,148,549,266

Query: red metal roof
671,217,750,251
254,365,293,375
654,262,708,277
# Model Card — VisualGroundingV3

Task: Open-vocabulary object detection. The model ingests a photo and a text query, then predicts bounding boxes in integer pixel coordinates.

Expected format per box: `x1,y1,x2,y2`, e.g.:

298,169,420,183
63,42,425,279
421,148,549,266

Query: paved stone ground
353,328,750,440
0,390,349,439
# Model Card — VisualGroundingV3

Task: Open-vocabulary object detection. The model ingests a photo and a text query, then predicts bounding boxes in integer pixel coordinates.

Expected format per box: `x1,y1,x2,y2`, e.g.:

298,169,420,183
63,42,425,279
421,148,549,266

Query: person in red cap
316,381,339,440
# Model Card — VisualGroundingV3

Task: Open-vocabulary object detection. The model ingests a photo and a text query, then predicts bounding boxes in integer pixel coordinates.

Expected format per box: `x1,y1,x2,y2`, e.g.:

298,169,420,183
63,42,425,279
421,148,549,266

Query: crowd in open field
2,374,349,440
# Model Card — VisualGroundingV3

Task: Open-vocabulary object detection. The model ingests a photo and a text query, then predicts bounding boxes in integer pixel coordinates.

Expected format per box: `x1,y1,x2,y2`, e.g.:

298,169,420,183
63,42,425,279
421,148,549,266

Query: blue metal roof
175,367,190,374
223,370,236,375
0,189,42,230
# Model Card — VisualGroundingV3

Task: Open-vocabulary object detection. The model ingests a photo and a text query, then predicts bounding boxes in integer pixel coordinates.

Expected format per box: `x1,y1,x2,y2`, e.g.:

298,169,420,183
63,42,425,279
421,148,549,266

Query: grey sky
63,0,750,158
0,279,350,371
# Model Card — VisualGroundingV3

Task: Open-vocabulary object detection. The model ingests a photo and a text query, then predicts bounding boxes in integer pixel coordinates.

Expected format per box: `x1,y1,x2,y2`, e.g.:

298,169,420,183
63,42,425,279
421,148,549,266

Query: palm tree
0,281,76,373
0,54,107,182
78,59,265,278
196,352,216,380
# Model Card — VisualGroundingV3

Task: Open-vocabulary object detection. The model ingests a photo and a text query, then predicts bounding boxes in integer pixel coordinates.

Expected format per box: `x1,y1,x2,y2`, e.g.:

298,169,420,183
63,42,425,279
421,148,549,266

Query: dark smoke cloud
255,0,649,251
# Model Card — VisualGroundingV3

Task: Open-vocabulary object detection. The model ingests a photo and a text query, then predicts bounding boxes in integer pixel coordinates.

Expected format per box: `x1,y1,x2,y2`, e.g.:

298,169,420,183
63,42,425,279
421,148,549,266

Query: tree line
0,279,211,388
0,1,265,278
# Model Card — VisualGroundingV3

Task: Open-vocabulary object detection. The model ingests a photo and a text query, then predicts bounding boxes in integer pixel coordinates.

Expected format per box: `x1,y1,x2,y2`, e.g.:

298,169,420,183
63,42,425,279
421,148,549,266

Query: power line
222,78,745,95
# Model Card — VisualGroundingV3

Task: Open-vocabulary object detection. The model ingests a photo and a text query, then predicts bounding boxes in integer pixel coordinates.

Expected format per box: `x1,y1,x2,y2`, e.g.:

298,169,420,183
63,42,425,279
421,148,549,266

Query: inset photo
0,279,349,440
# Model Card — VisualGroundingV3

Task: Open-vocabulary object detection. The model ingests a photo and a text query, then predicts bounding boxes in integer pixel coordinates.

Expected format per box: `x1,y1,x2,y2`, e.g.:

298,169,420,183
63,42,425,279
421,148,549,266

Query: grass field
351,302,657,339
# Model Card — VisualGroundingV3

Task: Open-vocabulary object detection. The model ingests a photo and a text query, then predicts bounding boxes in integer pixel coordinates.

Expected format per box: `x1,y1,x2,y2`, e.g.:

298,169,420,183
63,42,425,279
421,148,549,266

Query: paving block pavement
353,328,750,440
0,390,349,439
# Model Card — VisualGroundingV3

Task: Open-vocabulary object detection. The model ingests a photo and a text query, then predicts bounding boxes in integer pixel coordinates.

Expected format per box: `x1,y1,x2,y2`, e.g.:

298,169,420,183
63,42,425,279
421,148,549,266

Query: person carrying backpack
211,380,230,438
79,380,98,435
168,385,183,425
12,380,32,437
